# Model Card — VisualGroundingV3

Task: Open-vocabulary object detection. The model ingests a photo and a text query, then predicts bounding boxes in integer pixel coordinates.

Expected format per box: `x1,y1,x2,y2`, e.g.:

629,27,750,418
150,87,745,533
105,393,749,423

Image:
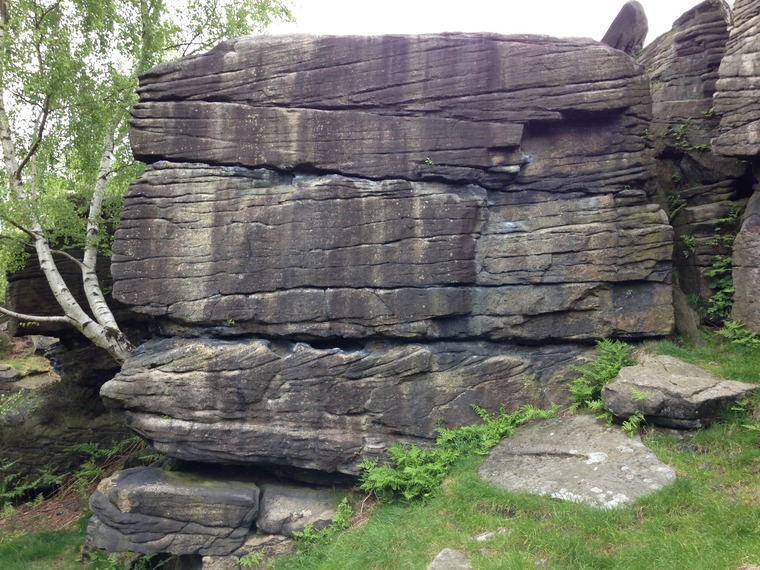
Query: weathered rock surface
113,34,674,342
733,188,760,328
257,484,337,537
713,0,760,331
101,337,583,474
88,467,261,556
479,415,676,508
113,163,673,342
427,548,472,570
713,0,760,159
94,32,681,563
638,1,751,321
602,0,649,56
131,34,652,187
601,354,758,428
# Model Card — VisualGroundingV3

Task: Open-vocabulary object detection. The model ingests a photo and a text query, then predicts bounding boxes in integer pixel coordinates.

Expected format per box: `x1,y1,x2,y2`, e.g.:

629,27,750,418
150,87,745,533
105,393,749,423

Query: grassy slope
2,334,759,570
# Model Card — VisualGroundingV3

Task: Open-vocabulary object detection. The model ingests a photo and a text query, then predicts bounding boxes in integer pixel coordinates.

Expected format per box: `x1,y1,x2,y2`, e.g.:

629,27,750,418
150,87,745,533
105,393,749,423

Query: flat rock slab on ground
602,355,758,428
479,415,675,509
426,548,472,570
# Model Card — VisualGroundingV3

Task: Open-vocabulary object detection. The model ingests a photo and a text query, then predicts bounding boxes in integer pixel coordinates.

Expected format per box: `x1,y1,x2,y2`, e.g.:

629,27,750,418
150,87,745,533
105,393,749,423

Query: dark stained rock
712,0,760,331
88,467,261,556
602,1,649,56
733,180,760,330
638,1,751,321
0,338,132,488
601,355,758,428
713,0,760,159
479,415,676,508
101,337,585,474
5,249,149,341
131,34,652,189
112,164,673,342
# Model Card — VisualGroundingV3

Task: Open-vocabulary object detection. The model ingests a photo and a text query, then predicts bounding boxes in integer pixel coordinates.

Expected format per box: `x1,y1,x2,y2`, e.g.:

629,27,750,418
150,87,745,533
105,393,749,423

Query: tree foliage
0,0,292,361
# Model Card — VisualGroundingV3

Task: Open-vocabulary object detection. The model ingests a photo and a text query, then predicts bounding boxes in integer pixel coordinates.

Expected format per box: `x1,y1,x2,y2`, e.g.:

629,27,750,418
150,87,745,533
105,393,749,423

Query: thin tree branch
0,216,38,240
50,248,85,269
15,93,51,179
0,305,74,325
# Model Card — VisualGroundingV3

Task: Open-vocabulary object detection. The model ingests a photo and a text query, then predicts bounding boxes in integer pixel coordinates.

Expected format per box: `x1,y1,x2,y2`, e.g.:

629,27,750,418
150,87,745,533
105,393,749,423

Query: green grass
2,333,759,569
648,332,760,383
274,442,760,569
0,526,86,570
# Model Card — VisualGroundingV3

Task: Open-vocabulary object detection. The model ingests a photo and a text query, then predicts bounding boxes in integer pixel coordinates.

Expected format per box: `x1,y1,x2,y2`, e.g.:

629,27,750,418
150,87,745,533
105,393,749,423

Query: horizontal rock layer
713,0,760,158
131,34,651,189
88,467,261,556
101,337,585,474
112,163,674,341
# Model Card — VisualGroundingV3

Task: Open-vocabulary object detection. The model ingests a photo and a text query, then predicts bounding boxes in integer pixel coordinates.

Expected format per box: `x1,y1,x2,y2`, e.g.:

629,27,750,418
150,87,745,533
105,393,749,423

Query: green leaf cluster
0,0,293,299
718,320,760,348
358,404,556,503
568,339,635,412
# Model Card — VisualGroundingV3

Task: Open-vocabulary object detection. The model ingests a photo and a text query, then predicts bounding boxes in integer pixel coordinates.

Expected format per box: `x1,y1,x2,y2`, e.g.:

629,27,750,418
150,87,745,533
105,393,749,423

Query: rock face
713,0,760,158
115,34,673,343
95,33,677,561
733,191,760,328
602,0,649,56
479,415,676,508
101,337,582,474
601,354,758,428
638,1,751,326
88,465,342,559
89,467,261,556
712,0,760,331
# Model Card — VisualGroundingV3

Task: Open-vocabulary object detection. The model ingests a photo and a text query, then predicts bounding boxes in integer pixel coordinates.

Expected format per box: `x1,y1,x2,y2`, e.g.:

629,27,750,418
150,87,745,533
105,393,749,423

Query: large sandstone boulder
115,34,673,342
88,467,261,556
601,0,649,56
93,33,677,561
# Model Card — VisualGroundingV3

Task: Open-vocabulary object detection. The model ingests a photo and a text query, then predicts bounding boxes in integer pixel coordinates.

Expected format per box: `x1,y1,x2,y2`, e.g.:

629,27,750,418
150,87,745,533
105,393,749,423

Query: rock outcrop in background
638,0,752,335
712,0,760,332
87,32,676,562
1,256,147,487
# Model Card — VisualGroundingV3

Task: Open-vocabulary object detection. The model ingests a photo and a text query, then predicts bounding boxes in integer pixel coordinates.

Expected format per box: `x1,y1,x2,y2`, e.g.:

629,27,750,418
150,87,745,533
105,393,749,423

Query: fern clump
359,405,556,503
569,339,635,412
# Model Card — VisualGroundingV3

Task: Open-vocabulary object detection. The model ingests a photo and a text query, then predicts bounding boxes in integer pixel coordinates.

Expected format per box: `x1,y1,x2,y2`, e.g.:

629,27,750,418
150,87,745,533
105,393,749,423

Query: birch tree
0,0,291,363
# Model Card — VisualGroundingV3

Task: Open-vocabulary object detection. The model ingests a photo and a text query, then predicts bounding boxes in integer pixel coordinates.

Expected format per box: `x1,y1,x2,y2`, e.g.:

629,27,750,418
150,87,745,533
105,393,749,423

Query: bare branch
15,93,51,179
50,248,85,269
0,216,38,240
0,305,74,325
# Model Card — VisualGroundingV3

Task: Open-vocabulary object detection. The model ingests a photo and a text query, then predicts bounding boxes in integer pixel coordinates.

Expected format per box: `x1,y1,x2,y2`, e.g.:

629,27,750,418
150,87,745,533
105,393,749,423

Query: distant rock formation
602,0,649,56
712,0,760,331
638,0,751,329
